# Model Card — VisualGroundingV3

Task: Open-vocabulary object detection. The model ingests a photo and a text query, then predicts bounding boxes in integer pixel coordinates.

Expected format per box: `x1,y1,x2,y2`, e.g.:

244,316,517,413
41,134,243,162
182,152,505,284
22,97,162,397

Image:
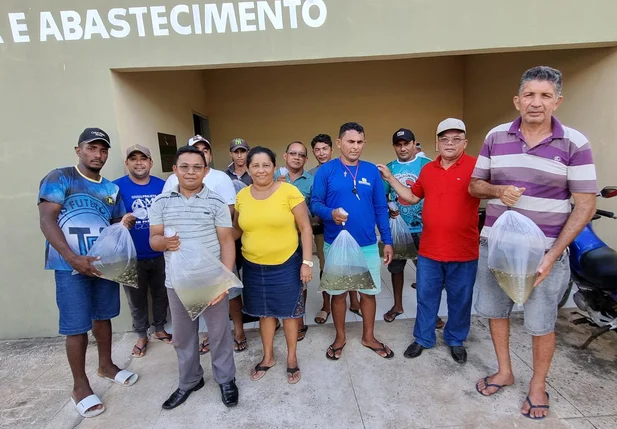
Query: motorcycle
565,186,617,348
478,186,617,349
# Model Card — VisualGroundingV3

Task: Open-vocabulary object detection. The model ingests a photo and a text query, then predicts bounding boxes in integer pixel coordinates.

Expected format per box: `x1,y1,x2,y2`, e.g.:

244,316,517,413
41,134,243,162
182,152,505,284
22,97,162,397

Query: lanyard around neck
340,158,361,200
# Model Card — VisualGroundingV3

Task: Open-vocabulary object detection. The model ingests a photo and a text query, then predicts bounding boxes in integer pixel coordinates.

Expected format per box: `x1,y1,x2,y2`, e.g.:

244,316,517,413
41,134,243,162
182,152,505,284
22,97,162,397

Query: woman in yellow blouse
234,146,313,384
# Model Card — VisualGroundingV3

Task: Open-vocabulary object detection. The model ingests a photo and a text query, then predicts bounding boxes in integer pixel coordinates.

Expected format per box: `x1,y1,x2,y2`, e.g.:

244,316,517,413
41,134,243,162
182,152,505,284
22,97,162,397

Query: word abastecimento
35,1,328,42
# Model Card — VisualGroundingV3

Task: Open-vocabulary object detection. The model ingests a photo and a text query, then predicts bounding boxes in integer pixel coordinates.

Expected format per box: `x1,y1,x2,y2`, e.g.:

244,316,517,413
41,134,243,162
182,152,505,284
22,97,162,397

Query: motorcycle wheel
558,279,574,309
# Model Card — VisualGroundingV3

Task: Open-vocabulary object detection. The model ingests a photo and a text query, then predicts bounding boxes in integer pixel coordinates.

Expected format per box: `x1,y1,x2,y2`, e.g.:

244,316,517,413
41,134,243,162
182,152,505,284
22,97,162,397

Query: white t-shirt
162,168,236,205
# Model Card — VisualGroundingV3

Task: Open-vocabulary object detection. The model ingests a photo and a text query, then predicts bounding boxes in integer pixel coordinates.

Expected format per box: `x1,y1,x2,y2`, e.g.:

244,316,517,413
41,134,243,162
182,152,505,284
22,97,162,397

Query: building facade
2,0,617,338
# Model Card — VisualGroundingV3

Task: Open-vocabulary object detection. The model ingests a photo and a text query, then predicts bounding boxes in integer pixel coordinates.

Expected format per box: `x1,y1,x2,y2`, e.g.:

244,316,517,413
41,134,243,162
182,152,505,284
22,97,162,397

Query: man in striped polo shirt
149,145,238,410
469,66,597,419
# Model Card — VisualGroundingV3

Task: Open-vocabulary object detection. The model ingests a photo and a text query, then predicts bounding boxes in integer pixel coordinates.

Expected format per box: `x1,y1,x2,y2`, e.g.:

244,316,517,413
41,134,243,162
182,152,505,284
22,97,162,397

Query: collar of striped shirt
507,116,565,140
170,183,210,198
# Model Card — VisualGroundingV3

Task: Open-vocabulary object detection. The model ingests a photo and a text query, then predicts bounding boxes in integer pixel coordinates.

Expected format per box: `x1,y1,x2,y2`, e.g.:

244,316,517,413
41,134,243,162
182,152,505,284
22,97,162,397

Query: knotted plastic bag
381,214,417,260
169,241,242,320
487,210,546,305
320,229,376,292
73,223,138,288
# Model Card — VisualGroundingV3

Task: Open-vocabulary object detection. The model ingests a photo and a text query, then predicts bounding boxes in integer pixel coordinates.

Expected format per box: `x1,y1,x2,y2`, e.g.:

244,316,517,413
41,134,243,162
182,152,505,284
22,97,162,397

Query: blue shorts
323,242,382,296
55,271,120,335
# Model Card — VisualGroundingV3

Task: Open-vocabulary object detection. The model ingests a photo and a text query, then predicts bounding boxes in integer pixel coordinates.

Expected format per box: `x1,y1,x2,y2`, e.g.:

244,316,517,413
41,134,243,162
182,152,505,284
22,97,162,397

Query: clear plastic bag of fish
73,223,138,288
379,214,417,260
488,210,546,305
320,229,376,292
169,241,242,320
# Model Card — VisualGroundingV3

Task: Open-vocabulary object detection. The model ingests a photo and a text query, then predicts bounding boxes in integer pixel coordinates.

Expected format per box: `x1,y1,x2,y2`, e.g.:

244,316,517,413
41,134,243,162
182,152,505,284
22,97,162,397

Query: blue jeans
413,256,478,348
55,271,120,335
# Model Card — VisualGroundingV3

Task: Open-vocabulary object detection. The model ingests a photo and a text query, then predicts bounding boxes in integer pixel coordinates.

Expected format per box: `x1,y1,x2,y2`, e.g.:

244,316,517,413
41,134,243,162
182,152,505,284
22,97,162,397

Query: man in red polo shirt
378,118,480,363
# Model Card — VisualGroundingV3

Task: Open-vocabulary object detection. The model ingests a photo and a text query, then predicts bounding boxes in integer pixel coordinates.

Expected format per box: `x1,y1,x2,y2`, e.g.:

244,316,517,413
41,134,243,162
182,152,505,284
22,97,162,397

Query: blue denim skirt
242,247,305,319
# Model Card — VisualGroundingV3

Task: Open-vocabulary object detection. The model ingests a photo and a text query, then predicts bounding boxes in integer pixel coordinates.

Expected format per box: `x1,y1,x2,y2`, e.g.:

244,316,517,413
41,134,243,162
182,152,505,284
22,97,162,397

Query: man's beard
84,162,103,173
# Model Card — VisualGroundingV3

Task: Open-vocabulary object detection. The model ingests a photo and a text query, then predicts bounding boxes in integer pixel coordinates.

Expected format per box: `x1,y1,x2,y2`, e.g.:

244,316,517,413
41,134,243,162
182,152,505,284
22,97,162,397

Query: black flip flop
251,363,275,381
383,309,403,323
287,367,301,384
475,376,506,396
297,326,308,341
363,342,394,359
350,308,363,318
153,334,172,343
199,339,210,355
522,392,550,420
326,343,346,360
131,343,147,358
234,338,248,353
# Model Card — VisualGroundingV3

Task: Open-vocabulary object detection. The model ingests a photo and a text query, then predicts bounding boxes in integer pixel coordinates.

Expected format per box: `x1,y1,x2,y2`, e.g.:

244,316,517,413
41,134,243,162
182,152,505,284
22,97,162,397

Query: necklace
340,157,361,200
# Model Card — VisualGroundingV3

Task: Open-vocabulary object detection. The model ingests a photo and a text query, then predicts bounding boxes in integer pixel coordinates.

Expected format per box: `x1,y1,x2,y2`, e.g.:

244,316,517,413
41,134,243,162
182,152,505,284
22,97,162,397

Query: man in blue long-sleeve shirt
312,122,395,360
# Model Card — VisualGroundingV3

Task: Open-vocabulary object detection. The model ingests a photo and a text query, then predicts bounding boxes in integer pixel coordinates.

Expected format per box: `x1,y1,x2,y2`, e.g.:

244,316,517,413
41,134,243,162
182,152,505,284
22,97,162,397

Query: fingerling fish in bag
73,223,139,288
169,241,243,320
320,229,376,292
487,210,546,305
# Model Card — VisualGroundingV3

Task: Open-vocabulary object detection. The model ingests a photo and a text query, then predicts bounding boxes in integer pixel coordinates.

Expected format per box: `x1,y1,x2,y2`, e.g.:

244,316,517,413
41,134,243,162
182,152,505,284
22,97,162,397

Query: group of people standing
38,65,598,421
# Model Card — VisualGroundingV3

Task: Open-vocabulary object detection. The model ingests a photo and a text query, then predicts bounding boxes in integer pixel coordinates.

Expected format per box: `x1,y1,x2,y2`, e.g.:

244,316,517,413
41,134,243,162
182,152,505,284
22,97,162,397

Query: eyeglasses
177,164,205,173
437,137,466,144
287,151,307,158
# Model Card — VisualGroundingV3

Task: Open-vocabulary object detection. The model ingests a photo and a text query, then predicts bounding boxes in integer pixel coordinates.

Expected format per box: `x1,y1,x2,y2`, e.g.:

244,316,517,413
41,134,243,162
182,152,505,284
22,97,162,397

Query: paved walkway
1,311,616,429
1,261,615,428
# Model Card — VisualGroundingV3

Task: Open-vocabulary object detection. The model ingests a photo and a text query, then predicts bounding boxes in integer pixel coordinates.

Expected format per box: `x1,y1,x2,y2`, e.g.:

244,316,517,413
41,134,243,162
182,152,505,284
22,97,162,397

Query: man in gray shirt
149,145,238,410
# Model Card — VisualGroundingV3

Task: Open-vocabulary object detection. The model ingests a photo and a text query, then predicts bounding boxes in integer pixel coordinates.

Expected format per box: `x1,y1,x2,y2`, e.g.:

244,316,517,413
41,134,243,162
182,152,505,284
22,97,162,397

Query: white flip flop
71,394,105,418
98,369,139,386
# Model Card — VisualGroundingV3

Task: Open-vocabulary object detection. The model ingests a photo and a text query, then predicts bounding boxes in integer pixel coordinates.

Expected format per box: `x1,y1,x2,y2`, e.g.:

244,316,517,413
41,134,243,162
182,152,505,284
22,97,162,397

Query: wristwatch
302,260,314,268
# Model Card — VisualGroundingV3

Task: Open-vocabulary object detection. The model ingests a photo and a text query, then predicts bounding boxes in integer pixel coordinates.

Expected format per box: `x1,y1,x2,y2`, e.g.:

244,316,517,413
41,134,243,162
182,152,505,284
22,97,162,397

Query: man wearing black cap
382,128,434,324
114,144,171,358
225,138,259,351
226,138,252,186
38,128,138,419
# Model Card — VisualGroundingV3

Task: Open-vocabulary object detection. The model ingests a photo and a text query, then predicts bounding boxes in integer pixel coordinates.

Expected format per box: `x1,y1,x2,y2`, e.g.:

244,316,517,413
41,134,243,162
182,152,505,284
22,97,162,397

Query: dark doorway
193,114,211,142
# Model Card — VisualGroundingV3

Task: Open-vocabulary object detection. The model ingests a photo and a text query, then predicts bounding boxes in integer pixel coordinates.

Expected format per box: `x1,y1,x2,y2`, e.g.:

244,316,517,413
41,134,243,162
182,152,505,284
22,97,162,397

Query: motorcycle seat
580,246,617,291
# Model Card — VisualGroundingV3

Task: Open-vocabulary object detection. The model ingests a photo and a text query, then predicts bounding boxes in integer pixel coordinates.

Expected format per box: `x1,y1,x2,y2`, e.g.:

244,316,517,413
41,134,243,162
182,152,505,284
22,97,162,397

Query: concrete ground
2,262,617,429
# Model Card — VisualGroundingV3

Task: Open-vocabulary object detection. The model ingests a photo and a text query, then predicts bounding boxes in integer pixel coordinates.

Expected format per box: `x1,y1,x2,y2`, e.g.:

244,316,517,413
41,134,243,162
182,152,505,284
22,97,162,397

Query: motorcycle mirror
600,186,617,199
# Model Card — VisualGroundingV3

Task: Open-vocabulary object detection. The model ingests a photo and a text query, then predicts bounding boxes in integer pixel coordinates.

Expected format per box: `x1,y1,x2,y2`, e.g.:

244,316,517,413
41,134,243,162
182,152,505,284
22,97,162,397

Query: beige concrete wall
204,57,464,167
0,67,124,339
463,47,617,248
112,70,210,177
0,70,209,339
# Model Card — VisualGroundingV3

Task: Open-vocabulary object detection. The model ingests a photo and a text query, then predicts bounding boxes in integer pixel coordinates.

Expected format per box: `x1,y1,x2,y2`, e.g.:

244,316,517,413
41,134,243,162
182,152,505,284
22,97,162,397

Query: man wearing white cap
378,118,481,364
162,135,236,210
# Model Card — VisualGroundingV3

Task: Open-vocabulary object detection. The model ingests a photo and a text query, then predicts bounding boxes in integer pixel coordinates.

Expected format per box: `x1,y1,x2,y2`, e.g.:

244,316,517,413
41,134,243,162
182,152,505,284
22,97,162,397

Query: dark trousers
235,238,243,279
123,255,168,338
